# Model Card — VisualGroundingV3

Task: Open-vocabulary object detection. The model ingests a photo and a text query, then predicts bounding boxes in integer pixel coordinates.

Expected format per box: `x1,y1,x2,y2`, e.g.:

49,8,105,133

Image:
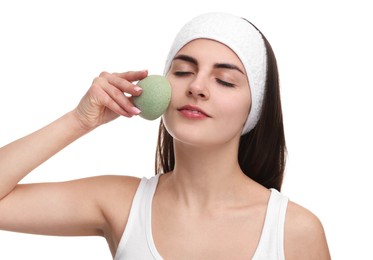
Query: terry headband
163,12,267,135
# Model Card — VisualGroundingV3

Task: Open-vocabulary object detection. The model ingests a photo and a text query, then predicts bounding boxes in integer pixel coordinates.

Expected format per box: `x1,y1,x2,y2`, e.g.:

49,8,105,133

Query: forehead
175,39,245,70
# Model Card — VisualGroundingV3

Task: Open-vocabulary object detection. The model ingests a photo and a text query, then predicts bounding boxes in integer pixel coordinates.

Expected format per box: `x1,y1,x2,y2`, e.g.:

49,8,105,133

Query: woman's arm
0,70,147,241
0,111,89,199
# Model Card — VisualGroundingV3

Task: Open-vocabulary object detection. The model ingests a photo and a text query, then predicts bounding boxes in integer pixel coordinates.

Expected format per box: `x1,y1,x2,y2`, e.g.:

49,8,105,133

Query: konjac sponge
133,75,172,120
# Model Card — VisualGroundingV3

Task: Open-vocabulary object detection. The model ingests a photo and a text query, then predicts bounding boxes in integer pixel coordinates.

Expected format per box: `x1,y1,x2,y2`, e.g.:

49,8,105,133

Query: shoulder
284,200,331,260
94,174,142,192
80,175,142,218
76,175,142,200
78,175,142,253
91,175,142,207
90,175,142,238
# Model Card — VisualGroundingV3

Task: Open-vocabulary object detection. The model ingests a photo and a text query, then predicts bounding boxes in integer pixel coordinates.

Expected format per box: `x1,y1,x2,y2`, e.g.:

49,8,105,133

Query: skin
0,39,331,259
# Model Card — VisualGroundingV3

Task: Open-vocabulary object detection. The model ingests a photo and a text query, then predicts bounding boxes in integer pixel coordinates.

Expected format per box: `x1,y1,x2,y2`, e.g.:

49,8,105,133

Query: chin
166,123,239,149
166,123,210,145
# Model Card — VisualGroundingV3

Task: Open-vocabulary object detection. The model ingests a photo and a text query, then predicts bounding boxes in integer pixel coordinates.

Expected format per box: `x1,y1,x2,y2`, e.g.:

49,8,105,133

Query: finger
91,76,139,118
106,73,143,97
101,93,134,118
101,81,141,117
113,70,148,82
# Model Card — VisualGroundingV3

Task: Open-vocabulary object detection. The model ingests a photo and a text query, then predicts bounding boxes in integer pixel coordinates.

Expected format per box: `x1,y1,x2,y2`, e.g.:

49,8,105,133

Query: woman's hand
73,70,148,130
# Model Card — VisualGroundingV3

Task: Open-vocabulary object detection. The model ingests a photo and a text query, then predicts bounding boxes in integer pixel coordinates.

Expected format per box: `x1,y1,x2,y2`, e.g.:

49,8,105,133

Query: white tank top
114,174,289,260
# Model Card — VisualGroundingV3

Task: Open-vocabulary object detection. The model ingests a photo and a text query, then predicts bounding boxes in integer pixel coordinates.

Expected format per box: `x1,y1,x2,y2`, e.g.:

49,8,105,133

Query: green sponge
133,75,172,120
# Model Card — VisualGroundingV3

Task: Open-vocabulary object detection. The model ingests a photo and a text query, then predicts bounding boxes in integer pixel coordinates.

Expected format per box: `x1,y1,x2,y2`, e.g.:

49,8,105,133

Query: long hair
155,27,286,191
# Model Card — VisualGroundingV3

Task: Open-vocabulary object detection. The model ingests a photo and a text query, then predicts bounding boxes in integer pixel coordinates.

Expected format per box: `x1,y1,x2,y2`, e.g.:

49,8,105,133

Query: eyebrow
173,54,245,74
214,63,245,75
173,54,198,65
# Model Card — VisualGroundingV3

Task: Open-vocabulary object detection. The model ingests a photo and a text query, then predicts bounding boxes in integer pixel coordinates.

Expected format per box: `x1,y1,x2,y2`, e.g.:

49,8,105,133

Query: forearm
0,110,91,199
0,70,146,200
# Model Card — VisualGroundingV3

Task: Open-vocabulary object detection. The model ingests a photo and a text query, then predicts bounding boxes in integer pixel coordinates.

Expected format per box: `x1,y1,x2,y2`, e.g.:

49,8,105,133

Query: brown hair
155,24,286,191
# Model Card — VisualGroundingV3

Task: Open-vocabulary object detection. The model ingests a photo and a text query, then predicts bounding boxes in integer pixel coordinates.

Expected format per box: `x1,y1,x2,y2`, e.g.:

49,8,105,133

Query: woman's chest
152,205,266,259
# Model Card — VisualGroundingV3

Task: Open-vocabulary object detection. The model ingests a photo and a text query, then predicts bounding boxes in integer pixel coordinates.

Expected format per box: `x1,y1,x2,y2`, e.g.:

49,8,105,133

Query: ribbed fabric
114,175,288,260
252,188,288,260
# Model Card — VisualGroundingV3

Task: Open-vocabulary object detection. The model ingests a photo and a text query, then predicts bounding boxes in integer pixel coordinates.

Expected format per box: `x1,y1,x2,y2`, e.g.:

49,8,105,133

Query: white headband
163,12,267,135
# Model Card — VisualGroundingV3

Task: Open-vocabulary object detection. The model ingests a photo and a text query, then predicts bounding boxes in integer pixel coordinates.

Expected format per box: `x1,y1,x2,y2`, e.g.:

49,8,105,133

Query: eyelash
216,78,235,88
174,71,192,76
173,71,235,88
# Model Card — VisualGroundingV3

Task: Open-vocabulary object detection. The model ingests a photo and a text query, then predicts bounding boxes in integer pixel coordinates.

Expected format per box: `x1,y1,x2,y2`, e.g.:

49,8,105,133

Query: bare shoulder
89,175,142,251
71,174,141,203
284,201,331,260
91,175,142,196
91,175,142,212
75,174,142,221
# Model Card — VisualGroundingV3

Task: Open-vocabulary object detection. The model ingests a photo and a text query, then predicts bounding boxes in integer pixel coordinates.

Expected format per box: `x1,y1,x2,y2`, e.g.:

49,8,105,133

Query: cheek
166,75,182,103
162,93,180,138
217,93,251,130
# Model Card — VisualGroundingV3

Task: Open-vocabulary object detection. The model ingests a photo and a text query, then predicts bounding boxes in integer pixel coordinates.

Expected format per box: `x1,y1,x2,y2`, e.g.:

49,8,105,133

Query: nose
186,74,210,99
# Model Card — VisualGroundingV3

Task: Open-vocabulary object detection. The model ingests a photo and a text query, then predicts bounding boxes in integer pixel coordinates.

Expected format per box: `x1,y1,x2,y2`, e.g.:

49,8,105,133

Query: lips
177,104,211,119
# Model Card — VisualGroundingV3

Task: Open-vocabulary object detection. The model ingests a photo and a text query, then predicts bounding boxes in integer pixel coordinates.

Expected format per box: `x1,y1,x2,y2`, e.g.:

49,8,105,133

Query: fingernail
132,107,141,115
134,86,142,92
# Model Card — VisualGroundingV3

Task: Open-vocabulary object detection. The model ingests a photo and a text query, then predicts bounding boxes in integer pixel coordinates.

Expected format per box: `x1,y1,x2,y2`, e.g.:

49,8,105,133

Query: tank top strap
114,174,162,260
252,188,289,260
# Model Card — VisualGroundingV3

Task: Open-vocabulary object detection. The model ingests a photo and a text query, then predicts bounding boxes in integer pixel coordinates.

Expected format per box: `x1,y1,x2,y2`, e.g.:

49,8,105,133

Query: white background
0,0,372,259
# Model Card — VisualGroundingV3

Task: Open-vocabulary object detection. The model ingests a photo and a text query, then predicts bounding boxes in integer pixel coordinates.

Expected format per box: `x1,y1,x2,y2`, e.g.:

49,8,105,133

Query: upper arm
284,201,331,260
0,175,140,239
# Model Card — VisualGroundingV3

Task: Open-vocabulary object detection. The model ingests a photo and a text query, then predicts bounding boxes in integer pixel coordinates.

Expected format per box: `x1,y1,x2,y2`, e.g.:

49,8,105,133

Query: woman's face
163,39,251,147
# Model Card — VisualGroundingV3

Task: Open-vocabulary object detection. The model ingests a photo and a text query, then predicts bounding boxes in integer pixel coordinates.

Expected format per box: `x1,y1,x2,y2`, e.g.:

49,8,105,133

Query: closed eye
174,71,193,76
216,78,235,87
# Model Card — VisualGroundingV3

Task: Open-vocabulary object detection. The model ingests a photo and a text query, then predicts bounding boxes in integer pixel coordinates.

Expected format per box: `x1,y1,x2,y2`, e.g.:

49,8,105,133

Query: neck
168,138,251,210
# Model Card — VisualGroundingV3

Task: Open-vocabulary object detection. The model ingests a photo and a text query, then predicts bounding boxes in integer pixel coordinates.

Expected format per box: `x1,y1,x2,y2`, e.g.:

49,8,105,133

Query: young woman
0,12,330,259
